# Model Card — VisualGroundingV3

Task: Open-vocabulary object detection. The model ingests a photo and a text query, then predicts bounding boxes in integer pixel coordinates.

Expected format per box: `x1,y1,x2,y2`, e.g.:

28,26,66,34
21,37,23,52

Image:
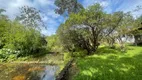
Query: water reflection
0,64,59,80
41,66,59,80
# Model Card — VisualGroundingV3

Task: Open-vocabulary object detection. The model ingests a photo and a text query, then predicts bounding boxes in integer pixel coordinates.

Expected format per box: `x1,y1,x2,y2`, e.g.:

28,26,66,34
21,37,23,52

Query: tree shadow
128,44,142,47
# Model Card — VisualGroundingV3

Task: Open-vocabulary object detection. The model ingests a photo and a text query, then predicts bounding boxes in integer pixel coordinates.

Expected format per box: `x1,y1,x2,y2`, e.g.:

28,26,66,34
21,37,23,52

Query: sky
0,0,142,36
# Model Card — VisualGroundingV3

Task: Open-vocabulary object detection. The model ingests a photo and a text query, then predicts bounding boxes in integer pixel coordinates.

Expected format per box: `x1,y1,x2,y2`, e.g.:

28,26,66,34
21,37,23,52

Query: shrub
64,52,72,63
0,48,19,62
46,35,62,52
72,49,88,57
2,22,44,56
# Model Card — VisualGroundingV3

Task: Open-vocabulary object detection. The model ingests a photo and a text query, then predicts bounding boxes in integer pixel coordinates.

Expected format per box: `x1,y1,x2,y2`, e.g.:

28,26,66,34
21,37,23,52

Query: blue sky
0,0,142,36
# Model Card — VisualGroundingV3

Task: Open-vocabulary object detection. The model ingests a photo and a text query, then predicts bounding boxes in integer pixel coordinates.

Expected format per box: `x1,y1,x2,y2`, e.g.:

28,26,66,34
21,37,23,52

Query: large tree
57,4,110,54
57,3,133,54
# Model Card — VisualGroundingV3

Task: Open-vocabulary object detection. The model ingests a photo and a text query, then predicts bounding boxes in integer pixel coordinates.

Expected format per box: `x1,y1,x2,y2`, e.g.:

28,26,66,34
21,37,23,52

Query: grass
71,46,142,80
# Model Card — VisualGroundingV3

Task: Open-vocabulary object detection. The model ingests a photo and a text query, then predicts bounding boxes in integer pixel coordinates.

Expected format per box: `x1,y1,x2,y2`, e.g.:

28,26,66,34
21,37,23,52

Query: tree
0,9,9,48
0,9,46,57
16,6,44,30
115,12,134,51
57,3,136,54
103,11,124,48
1,21,44,56
132,15,142,45
57,4,113,54
54,0,84,16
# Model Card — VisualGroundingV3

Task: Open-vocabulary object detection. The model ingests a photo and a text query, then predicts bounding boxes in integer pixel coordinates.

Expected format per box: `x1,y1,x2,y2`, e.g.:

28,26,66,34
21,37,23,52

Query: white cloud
0,0,33,19
82,0,109,8
0,0,62,36
1,0,141,35
82,0,142,17
113,0,142,17
82,0,97,8
36,0,52,6
100,1,109,7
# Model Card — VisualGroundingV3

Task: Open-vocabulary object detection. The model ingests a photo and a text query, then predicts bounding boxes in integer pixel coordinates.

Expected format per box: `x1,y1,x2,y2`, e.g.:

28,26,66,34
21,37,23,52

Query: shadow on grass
128,44,142,47
73,51,142,80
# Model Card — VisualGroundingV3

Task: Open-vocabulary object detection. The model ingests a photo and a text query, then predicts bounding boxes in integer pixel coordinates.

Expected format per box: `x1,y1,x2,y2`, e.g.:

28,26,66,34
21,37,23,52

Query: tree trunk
91,27,99,52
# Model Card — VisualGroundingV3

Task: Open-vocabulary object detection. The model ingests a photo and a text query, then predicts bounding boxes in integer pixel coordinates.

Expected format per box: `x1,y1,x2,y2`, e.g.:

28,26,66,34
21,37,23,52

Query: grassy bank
70,46,142,80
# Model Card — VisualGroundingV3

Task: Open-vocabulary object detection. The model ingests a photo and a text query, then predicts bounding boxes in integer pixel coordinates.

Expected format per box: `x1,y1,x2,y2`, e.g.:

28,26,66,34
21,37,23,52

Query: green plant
72,49,88,57
0,48,19,62
64,52,72,63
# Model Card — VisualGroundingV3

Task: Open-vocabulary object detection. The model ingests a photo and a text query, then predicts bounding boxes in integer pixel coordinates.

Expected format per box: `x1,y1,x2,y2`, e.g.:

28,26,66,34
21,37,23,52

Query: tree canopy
54,0,84,16
56,3,139,54
16,6,44,30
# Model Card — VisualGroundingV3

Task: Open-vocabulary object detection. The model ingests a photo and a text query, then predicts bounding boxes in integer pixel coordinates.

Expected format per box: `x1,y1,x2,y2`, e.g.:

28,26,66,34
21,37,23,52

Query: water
41,66,59,80
0,63,59,80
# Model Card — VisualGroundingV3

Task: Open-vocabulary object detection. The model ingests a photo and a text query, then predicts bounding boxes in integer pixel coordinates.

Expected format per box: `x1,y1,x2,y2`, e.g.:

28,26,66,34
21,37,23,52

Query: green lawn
72,46,142,80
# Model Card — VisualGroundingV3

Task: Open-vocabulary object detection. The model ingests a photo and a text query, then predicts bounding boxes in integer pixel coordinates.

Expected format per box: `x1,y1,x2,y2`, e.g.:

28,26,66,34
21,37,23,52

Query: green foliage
71,47,88,57
0,9,6,14
57,3,141,54
0,49,18,62
16,6,44,29
64,52,72,63
132,15,142,35
2,21,43,56
0,9,7,19
46,35,63,52
0,8,47,62
54,0,84,15
57,3,122,54
72,50,88,57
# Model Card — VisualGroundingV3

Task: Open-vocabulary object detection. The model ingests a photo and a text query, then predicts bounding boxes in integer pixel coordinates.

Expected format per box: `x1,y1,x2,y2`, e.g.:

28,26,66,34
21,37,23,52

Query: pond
0,63,60,80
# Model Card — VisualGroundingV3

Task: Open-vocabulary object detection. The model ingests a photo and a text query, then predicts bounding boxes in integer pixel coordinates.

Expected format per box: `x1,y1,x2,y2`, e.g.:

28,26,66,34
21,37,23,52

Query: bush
0,48,19,62
46,35,63,52
72,49,88,57
0,11,47,60
2,22,45,56
64,52,72,63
